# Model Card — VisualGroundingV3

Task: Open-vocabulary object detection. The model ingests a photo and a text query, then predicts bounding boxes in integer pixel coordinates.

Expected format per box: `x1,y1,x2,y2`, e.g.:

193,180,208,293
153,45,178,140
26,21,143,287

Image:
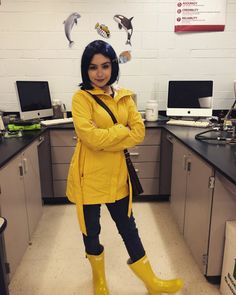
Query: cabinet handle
38,136,45,145
135,168,139,173
166,134,173,143
19,164,23,176
187,160,191,172
130,152,139,156
72,136,77,140
22,158,28,174
183,156,191,171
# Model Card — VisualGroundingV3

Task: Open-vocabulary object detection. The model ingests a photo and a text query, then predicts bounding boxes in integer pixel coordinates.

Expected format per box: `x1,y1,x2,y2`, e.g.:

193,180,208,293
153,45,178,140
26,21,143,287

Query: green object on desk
4,130,23,138
7,123,41,131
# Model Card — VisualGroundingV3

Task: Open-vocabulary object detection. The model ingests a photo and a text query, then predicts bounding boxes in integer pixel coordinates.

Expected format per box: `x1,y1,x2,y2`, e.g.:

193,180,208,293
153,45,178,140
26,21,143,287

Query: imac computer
166,80,213,118
16,81,53,121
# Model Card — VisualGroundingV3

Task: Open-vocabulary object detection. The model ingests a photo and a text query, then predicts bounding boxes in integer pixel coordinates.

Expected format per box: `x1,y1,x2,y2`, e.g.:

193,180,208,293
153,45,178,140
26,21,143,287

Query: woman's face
88,54,112,90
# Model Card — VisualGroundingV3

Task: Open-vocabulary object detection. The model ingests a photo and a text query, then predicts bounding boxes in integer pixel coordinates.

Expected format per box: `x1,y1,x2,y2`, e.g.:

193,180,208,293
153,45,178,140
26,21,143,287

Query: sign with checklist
175,0,226,32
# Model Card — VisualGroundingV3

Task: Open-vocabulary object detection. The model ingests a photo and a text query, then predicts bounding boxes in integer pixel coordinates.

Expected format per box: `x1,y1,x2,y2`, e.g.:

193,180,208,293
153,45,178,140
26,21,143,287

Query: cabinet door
129,146,160,162
207,172,236,276
159,130,173,195
38,130,54,198
0,154,29,279
50,130,77,146
22,141,43,240
140,178,159,195
142,128,161,145
50,130,76,198
133,162,159,178
184,151,214,274
170,139,189,234
51,147,75,164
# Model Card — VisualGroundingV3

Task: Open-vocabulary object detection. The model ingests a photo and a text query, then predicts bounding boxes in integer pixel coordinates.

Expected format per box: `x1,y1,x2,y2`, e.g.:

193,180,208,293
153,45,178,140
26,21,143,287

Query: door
207,172,236,276
170,139,189,234
184,151,214,274
0,154,29,279
22,141,43,240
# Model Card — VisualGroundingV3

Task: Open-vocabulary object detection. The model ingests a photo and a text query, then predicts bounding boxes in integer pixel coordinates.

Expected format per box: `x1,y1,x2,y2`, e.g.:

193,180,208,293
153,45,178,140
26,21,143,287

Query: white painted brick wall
0,0,236,112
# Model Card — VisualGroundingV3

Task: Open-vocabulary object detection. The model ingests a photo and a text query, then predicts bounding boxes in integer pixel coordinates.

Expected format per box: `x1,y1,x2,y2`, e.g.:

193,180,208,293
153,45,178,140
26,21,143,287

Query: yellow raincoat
66,87,145,234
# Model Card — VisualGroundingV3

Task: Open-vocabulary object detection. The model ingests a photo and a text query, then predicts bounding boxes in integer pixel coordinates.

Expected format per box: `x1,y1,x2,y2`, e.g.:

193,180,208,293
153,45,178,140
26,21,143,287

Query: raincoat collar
86,85,133,102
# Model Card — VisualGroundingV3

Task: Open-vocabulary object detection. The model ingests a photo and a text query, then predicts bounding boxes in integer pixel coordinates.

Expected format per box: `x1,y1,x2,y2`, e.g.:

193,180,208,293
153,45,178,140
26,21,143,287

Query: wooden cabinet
170,138,214,274
50,130,77,197
159,130,173,196
0,139,43,279
206,172,236,277
170,139,189,233
38,130,54,199
22,140,43,239
184,149,214,275
129,128,161,195
0,153,29,280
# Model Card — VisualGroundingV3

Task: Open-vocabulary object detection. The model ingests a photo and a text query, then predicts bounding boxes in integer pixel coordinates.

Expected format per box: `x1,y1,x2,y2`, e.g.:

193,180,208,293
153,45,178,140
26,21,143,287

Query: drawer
142,128,161,145
51,147,75,163
133,162,159,178
53,180,67,197
52,164,70,180
140,178,159,195
50,130,77,146
129,146,160,162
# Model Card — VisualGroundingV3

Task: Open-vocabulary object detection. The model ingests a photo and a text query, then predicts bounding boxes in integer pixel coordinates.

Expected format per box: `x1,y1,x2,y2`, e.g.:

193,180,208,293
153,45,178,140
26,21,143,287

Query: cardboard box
220,221,236,295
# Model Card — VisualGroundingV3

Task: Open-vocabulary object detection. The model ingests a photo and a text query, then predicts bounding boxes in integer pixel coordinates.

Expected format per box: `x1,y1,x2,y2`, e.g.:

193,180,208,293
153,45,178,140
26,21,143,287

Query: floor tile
9,202,221,295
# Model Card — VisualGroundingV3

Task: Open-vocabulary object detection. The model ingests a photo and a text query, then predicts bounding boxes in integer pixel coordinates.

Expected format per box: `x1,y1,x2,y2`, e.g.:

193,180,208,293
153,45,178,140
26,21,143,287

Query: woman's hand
90,120,131,134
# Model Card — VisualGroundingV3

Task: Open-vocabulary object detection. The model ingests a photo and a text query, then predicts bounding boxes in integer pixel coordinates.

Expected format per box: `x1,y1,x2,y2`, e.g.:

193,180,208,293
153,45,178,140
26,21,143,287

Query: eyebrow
89,62,111,66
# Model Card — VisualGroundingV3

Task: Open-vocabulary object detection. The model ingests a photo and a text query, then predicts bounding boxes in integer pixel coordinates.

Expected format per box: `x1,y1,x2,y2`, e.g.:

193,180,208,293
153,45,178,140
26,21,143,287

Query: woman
66,40,183,295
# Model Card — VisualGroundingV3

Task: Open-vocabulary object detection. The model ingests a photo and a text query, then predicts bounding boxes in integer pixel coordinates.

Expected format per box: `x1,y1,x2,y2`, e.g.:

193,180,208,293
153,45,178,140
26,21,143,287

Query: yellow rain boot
86,250,109,295
128,255,184,295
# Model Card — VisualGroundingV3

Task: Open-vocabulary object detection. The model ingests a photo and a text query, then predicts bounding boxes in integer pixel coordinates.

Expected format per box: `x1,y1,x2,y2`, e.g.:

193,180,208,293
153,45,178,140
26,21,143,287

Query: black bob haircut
79,40,119,90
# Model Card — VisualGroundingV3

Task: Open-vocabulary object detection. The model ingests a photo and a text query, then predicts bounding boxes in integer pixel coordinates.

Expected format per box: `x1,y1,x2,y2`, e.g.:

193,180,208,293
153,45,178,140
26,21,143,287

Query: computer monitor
16,81,53,121
166,80,213,118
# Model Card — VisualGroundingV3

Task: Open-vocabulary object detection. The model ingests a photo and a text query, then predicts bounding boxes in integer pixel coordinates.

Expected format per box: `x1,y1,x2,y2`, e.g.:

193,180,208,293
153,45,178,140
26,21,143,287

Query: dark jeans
83,196,145,263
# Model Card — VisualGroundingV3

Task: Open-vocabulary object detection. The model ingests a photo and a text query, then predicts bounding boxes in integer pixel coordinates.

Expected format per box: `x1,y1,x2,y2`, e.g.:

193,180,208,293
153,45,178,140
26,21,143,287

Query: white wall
0,0,236,112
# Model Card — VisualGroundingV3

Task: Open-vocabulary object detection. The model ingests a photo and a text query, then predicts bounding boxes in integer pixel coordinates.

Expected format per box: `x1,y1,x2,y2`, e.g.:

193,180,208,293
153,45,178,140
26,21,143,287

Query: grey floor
9,202,221,295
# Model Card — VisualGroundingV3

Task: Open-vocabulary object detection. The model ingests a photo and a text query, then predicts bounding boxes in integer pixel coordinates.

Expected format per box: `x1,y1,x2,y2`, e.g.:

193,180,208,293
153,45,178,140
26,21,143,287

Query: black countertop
0,122,236,185
0,124,74,169
164,125,236,185
0,129,45,169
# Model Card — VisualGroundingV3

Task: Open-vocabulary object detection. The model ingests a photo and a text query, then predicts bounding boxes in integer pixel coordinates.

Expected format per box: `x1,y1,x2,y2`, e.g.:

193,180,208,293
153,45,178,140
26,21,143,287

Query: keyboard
40,117,73,126
166,119,210,128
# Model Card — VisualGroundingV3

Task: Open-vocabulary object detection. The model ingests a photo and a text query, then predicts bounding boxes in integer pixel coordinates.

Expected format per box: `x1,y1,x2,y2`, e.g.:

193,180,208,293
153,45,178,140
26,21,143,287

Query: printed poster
175,0,226,32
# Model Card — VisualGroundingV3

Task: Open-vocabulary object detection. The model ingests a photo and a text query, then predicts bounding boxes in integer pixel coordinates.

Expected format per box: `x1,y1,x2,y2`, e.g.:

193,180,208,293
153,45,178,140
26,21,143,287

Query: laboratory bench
1,122,236,185
0,122,236,284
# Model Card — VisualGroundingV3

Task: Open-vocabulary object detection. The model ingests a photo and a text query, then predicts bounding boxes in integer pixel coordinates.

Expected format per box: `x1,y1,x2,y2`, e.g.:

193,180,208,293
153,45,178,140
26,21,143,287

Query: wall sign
175,0,226,32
